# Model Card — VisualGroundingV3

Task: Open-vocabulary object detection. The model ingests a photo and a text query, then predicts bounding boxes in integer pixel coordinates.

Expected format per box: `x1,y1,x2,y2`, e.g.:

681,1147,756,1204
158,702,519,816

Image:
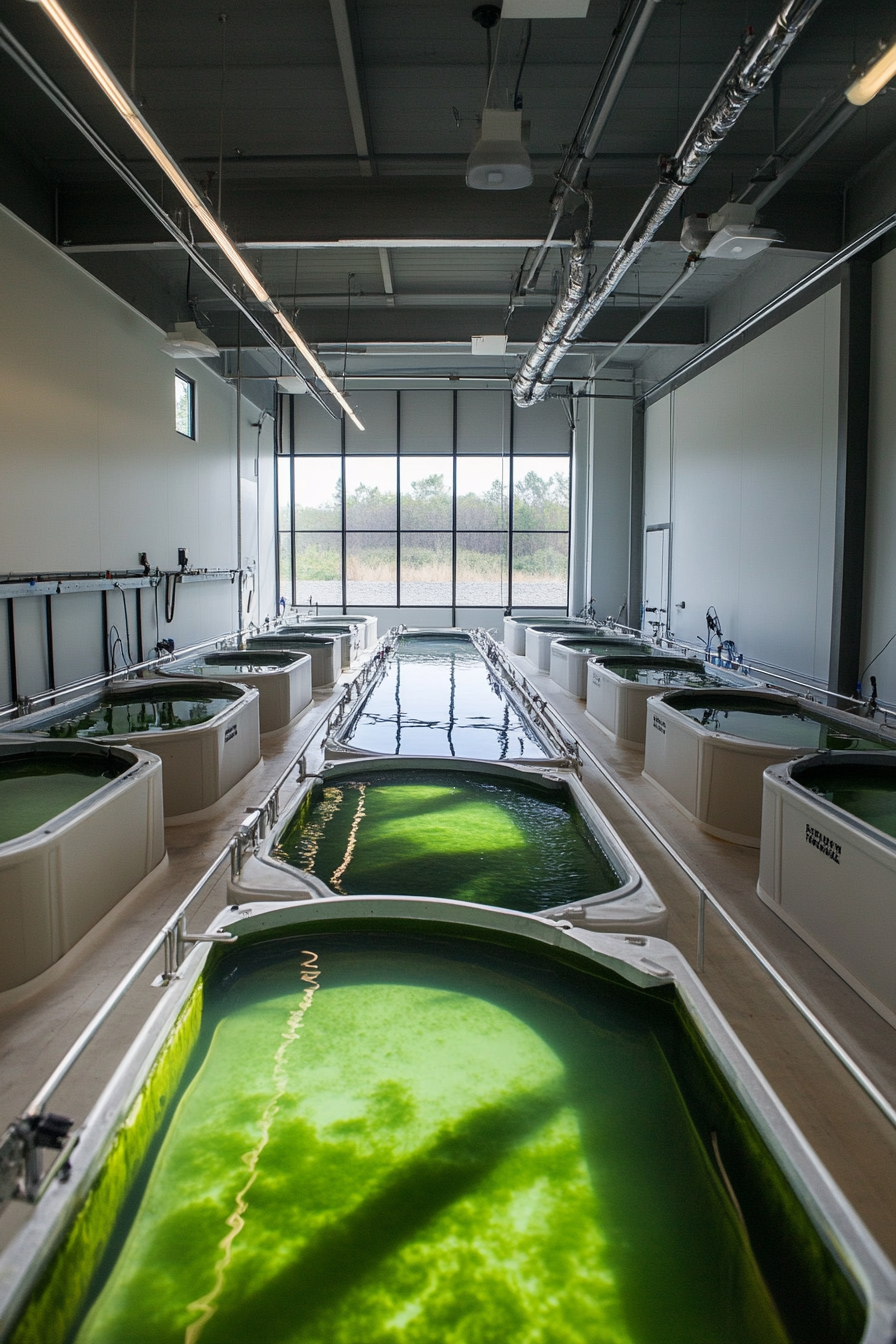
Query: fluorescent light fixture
501,0,590,14
847,37,896,105
471,335,509,355
27,0,363,430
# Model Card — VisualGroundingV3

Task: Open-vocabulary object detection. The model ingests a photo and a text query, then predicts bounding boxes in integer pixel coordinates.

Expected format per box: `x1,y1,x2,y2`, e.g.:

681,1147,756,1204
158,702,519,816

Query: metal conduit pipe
512,0,825,408
520,0,661,294
587,254,701,379
0,23,338,423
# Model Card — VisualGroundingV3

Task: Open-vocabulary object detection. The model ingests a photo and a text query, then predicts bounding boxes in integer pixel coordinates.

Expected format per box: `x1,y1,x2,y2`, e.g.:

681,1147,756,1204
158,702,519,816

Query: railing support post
697,890,706,973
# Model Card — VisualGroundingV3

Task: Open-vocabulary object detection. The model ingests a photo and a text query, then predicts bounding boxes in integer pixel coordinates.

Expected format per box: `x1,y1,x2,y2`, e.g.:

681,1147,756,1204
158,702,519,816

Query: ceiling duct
511,0,824,408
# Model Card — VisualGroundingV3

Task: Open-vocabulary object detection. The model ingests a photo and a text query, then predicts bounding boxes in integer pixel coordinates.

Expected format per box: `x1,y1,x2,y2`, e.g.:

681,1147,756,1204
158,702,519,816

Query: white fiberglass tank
759,751,896,1027
228,755,667,936
503,615,595,655
246,631,341,687
586,656,758,746
644,688,896,846
264,622,357,668
300,613,378,649
549,635,665,696
0,738,164,993
8,679,260,822
158,649,312,734
527,625,647,674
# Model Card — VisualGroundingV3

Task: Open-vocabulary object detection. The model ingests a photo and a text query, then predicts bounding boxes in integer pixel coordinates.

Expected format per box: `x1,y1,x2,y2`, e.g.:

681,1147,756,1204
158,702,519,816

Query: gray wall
643,288,840,681
571,394,632,623
861,248,896,703
0,205,269,704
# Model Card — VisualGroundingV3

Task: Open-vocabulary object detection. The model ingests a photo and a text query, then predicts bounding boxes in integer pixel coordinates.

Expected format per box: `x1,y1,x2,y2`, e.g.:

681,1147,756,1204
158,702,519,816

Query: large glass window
277,448,569,609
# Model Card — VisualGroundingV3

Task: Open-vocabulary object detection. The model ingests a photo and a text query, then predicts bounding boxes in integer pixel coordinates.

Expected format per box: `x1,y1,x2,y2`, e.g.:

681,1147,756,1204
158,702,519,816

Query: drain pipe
512,0,824,408
520,0,661,294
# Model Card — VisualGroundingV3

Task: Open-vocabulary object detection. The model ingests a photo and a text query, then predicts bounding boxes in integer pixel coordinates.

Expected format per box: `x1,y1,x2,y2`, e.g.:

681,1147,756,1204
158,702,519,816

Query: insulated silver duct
512,0,825,408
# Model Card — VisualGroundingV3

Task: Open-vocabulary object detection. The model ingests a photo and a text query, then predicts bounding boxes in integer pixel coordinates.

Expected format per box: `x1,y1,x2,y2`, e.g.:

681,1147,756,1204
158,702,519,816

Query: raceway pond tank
29,929,862,1344
0,750,129,843
273,768,621,908
336,634,547,759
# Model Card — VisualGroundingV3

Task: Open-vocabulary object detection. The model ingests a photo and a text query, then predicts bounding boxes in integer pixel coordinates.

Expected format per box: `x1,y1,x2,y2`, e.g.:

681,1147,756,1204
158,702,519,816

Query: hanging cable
513,20,532,109
165,572,180,623
216,12,227,218
112,583,133,662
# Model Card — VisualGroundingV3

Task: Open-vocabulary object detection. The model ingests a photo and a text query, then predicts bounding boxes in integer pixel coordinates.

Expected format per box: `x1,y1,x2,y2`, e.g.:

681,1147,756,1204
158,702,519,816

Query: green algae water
29,687,237,740
275,769,622,908
67,932,827,1344
601,657,742,688
0,752,125,843
796,759,896,840
672,693,893,752
556,640,657,657
340,635,547,759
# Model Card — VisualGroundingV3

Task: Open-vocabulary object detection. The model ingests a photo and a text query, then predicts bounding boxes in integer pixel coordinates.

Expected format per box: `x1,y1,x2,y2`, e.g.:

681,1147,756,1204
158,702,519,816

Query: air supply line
511,0,824,408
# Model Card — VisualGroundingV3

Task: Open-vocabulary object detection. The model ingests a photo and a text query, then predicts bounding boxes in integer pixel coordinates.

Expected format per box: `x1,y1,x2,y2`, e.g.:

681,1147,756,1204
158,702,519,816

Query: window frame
174,370,196,440
276,395,571,612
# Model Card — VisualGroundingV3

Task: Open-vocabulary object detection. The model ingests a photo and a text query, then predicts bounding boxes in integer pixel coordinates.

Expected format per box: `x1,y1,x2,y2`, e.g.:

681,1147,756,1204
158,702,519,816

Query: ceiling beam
328,0,373,178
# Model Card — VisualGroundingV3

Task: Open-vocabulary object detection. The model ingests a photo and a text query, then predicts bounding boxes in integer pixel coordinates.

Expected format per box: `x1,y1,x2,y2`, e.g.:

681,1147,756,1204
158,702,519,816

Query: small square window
175,371,195,438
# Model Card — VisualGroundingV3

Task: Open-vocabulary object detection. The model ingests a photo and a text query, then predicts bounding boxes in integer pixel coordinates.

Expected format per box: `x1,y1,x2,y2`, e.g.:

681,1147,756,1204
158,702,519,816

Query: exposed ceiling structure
1,0,896,408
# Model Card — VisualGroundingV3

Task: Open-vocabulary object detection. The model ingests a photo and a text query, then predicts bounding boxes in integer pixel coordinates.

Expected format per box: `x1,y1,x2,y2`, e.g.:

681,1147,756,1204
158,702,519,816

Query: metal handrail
472,630,581,770
0,633,393,1206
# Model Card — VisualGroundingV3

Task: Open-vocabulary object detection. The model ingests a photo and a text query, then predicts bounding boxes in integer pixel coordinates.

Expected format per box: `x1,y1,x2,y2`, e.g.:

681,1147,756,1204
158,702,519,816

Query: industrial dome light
466,109,533,190
160,321,220,359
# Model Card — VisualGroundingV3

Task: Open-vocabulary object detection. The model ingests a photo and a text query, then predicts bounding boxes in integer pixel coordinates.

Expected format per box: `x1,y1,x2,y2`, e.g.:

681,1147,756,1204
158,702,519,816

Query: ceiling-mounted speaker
466,109,533,190
160,321,220,358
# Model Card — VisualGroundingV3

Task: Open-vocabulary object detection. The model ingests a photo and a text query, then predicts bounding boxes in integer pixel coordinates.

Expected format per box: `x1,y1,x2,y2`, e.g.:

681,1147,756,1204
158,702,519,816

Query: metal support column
628,402,646,629
829,259,872,698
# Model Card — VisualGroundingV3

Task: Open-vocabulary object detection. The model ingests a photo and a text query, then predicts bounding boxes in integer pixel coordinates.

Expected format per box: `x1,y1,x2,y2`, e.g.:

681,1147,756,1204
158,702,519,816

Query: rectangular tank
7,680,261,822
158,650,313,734
759,752,896,1027
550,635,668,697
228,755,667,935
246,631,341,688
503,615,596,655
0,738,164,994
526,627,650,673
587,656,759,746
644,689,896,846
0,899,892,1344
269,623,357,669
299,613,378,649
327,630,558,764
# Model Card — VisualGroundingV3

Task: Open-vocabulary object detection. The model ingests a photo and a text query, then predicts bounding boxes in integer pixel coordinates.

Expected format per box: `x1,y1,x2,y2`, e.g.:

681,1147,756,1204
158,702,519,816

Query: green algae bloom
72,942,791,1344
276,771,622,910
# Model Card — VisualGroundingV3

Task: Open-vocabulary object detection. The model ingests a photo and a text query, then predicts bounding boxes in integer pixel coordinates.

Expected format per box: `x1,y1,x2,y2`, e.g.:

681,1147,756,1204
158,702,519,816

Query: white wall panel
862,249,896,702
584,398,632,621
648,288,839,680
345,391,397,453
399,391,453,453
0,204,266,700
456,390,510,454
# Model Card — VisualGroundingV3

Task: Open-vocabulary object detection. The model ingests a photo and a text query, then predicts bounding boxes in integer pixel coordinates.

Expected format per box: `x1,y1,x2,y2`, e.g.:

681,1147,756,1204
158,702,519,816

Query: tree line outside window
277,452,570,609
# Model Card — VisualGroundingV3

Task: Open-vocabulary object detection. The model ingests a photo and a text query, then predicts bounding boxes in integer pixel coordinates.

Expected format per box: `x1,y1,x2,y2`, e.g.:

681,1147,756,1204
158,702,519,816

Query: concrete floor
1,639,895,1270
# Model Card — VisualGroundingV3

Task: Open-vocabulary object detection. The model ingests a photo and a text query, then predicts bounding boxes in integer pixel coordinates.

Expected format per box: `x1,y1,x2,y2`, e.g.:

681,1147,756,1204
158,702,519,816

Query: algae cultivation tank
246,631,341,688
228,756,668,935
158,650,313,734
298,611,378,648
586,656,759,746
759,751,896,1027
503,614,597,655
7,680,261,822
0,738,164,993
328,630,557,763
549,635,669,697
644,688,896,846
0,899,893,1344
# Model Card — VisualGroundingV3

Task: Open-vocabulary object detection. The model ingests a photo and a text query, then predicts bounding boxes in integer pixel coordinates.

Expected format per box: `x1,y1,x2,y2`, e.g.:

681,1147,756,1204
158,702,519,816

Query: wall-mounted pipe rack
0,568,242,601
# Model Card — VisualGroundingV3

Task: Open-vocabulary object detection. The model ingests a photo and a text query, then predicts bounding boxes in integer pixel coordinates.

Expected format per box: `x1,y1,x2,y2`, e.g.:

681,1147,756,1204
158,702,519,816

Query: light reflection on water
340,636,547,760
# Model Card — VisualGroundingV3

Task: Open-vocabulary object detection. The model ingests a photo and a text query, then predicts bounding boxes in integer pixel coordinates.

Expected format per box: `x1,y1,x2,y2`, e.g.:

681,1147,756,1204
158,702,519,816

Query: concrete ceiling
1,0,896,401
